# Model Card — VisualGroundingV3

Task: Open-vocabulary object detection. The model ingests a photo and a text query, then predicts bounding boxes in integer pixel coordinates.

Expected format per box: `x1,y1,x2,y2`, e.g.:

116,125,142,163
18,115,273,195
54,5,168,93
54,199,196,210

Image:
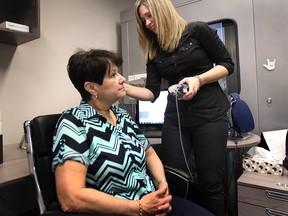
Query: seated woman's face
96,64,127,103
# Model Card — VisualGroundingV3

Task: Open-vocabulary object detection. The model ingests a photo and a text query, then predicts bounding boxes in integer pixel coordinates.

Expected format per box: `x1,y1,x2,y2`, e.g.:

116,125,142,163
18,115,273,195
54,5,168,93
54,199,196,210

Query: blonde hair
135,0,187,60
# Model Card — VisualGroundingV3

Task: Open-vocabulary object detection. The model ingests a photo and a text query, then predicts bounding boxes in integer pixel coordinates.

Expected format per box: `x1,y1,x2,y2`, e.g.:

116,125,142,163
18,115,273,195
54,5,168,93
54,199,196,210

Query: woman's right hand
140,186,172,215
123,83,154,101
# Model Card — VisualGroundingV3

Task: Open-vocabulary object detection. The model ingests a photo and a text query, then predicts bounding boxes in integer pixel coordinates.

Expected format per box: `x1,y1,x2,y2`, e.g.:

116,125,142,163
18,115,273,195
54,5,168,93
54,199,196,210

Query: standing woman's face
138,4,157,34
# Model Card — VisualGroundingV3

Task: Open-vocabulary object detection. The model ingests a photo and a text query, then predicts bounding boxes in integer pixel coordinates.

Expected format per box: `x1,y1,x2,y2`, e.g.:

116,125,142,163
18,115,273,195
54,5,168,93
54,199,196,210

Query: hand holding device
168,84,188,98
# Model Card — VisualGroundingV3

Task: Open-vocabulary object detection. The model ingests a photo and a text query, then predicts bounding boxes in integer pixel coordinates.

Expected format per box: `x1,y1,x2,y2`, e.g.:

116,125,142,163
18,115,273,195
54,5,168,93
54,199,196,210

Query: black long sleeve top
145,21,235,127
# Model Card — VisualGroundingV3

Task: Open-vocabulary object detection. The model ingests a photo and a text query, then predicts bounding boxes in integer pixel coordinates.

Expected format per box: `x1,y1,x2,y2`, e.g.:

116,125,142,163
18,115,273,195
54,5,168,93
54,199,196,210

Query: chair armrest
163,164,192,180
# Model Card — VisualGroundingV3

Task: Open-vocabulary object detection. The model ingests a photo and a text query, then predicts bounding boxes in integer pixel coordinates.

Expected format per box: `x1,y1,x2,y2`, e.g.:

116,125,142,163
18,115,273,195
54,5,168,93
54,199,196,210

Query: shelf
0,28,39,45
0,0,40,45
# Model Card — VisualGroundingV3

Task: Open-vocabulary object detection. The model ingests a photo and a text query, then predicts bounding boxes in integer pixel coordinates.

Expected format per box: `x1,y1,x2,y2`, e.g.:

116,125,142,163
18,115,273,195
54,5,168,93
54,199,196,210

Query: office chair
151,144,199,201
24,114,201,215
24,114,92,216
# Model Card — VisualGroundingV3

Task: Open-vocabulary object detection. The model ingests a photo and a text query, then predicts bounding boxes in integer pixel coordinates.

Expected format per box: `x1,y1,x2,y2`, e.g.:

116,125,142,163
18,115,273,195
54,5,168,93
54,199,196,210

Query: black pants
160,117,228,216
169,196,214,216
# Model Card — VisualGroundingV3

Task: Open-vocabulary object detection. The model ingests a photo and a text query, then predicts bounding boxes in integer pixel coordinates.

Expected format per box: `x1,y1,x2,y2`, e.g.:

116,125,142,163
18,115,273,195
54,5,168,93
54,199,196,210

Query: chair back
24,114,61,214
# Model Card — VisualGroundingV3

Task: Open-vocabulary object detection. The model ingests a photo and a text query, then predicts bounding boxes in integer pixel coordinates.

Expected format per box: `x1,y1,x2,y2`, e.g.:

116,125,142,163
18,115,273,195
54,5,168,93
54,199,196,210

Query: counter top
0,144,30,185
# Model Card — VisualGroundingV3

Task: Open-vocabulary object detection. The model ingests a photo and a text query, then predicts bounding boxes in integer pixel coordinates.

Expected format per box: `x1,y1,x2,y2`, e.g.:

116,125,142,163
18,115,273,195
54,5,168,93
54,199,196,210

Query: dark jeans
160,117,228,216
169,196,214,216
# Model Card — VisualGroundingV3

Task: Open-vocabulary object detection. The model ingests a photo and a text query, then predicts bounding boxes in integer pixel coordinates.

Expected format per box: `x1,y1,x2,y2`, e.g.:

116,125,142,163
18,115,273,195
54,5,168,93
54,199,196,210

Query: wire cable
174,95,194,178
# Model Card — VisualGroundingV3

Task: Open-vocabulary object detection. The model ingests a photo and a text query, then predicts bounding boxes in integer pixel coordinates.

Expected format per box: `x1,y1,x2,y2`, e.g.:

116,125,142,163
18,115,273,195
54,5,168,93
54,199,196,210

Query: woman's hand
179,76,202,100
179,66,229,100
140,186,172,216
156,179,169,196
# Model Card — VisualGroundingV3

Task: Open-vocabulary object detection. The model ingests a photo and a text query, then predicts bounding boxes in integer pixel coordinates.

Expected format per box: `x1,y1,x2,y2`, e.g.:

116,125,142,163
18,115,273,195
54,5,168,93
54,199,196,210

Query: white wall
0,0,134,145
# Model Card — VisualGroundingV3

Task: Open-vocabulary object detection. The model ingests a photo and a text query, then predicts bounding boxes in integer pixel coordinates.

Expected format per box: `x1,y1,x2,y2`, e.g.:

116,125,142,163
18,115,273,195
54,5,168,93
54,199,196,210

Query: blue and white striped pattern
52,101,155,200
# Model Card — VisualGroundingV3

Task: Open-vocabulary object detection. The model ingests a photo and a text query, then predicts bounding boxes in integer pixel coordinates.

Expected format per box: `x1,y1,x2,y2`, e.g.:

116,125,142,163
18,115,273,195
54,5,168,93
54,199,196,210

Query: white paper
262,129,288,160
247,146,277,161
128,73,146,81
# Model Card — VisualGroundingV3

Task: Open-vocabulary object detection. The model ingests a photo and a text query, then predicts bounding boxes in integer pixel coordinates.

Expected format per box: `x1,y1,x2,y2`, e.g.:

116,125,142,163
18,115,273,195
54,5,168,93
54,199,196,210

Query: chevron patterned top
52,100,155,200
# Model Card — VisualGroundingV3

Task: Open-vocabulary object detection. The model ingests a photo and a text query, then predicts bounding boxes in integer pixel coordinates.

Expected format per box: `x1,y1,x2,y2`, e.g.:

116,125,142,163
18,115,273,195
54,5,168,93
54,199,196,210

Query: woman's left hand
157,180,169,196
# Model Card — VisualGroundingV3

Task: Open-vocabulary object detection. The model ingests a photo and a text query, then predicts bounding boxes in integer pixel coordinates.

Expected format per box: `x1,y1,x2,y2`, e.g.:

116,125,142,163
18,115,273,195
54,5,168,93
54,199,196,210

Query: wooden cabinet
238,171,288,216
0,0,40,45
0,144,38,216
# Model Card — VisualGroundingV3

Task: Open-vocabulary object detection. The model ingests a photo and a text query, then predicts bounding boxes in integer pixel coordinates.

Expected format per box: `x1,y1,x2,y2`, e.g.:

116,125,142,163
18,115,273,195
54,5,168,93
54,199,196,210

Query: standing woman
124,0,234,215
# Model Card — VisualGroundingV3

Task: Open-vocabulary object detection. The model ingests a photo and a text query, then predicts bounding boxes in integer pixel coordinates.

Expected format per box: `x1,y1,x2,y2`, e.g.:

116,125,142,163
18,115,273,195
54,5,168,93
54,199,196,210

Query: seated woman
51,49,214,216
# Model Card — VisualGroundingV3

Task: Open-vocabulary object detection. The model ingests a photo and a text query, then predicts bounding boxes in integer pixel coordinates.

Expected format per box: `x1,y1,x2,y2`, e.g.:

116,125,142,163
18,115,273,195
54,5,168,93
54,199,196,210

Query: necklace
102,109,117,126
88,101,117,126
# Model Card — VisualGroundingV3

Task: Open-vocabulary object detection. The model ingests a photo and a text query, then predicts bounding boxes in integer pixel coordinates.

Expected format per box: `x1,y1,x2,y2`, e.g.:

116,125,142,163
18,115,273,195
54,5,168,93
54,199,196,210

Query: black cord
174,95,194,178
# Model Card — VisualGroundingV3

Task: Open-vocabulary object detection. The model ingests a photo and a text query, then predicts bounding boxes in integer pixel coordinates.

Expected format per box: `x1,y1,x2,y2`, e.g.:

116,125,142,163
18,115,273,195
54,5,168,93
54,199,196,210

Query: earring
93,94,97,100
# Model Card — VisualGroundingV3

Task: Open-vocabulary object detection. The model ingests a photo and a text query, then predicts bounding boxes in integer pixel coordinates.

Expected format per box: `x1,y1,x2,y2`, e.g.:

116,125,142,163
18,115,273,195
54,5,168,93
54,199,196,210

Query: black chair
24,114,91,216
24,114,200,215
152,144,199,201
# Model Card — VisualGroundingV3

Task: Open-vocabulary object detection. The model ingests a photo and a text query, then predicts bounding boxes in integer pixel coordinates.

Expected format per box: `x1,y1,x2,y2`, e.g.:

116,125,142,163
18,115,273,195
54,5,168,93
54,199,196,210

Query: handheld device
168,84,189,98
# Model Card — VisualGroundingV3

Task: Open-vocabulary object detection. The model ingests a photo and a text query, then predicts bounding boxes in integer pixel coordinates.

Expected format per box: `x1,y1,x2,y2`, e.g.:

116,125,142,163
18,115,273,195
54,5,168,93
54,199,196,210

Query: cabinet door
254,0,288,131
171,0,202,7
121,20,146,78
121,19,146,103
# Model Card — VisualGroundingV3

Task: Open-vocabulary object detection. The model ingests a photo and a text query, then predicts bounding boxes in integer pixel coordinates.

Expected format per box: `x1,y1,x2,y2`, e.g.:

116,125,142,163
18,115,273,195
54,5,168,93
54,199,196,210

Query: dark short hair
67,49,123,101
